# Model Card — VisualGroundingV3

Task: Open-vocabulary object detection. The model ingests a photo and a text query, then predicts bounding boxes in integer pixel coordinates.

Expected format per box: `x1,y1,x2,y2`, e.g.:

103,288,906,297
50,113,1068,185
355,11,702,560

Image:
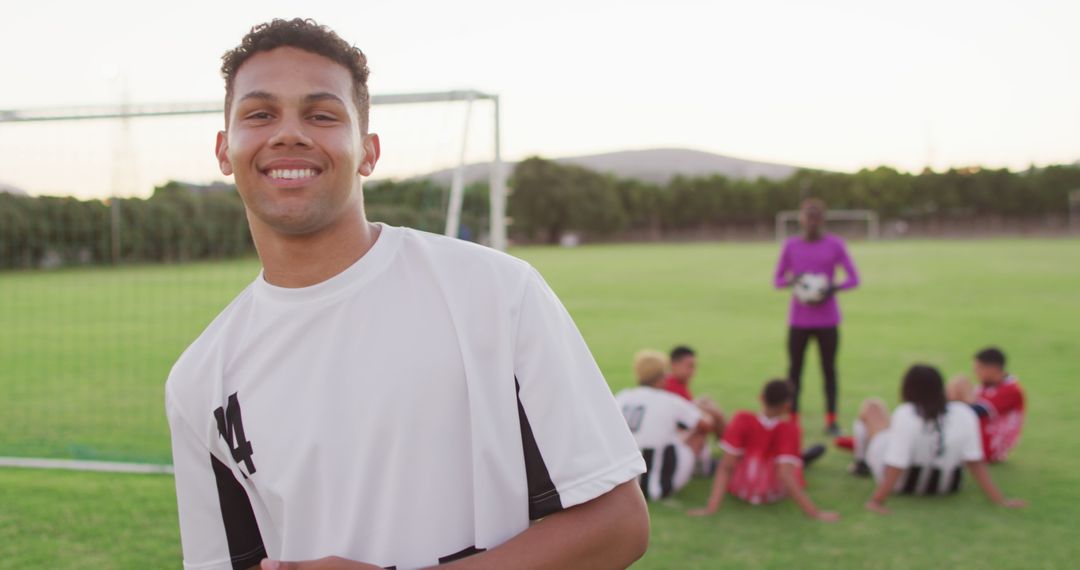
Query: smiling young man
165,19,648,570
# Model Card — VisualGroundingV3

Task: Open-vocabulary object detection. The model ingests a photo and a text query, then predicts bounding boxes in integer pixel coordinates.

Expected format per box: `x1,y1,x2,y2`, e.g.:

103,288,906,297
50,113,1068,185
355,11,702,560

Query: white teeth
267,168,318,180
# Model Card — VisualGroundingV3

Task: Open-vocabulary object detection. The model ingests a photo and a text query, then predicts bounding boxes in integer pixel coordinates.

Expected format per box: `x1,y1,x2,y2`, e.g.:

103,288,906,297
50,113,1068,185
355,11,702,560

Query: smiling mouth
263,168,322,180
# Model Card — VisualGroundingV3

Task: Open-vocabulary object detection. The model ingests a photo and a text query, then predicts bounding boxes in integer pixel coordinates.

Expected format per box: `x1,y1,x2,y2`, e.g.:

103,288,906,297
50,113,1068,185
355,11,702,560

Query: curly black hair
901,364,947,421
221,18,371,132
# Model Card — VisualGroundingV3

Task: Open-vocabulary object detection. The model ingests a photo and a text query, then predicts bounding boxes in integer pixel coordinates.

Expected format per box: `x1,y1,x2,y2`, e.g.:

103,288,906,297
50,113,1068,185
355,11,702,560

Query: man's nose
268,115,313,148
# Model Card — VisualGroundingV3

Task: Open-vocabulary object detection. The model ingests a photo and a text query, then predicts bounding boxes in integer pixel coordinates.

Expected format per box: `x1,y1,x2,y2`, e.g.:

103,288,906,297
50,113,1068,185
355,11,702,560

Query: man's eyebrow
237,90,278,104
304,92,346,105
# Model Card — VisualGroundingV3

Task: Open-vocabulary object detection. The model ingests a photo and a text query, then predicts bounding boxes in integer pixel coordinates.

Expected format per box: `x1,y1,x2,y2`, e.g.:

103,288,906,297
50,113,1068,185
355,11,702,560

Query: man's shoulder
395,226,533,281
165,284,255,399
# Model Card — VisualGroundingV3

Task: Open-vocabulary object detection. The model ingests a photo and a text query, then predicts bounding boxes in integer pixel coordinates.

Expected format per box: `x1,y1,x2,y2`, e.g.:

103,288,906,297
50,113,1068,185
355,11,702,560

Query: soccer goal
0,91,505,475
0,89,508,254
775,209,880,241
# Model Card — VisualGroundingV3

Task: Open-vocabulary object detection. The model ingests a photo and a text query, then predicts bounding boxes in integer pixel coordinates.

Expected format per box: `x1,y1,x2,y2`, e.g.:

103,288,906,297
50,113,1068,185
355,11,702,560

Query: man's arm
865,465,904,514
773,243,793,288
687,453,738,516
259,481,649,570
834,241,860,291
966,461,1026,508
777,463,839,522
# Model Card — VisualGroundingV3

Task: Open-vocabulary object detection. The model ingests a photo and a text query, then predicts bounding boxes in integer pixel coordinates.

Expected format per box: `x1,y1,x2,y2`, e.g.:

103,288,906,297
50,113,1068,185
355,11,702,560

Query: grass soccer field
2,238,1078,568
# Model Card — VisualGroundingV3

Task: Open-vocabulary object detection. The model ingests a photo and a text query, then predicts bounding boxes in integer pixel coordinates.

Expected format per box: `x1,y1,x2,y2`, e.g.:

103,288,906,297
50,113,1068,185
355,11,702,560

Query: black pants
787,326,839,415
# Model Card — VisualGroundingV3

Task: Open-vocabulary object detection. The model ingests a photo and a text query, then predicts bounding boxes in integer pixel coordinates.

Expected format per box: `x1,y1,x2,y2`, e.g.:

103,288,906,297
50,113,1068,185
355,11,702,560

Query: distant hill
418,148,801,186
0,181,27,195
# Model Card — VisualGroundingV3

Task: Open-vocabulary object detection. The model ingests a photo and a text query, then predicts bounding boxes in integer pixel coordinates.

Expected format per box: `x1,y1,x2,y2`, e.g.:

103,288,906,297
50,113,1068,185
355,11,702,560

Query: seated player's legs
946,375,978,403
850,398,889,476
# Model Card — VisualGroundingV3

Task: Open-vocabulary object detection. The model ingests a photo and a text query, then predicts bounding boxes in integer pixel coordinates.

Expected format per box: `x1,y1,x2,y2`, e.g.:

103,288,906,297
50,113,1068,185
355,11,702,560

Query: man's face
800,205,825,235
670,355,696,382
216,47,379,236
973,359,1004,385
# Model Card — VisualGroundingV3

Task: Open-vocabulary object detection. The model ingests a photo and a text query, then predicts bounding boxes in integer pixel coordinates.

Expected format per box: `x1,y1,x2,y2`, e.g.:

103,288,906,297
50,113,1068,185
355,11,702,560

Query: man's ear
216,131,233,176
358,133,381,177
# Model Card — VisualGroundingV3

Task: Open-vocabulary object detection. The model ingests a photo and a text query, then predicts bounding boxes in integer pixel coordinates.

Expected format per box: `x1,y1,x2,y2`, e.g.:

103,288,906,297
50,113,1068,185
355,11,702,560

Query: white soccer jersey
165,224,645,570
614,386,701,500
867,402,984,495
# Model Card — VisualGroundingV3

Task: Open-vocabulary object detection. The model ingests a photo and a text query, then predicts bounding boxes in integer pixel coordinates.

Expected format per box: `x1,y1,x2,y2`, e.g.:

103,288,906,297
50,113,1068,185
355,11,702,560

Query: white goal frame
0,89,508,254
775,209,880,241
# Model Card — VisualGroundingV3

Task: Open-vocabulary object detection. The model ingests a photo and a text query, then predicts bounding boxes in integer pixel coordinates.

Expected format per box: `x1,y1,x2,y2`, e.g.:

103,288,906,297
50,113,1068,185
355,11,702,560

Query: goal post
775,209,880,241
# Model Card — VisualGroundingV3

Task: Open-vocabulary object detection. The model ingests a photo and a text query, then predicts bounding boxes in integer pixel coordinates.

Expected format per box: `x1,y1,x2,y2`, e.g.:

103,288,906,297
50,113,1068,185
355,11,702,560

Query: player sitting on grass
947,347,1025,463
617,350,715,500
656,345,725,455
852,364,1025,515
688,380,838,522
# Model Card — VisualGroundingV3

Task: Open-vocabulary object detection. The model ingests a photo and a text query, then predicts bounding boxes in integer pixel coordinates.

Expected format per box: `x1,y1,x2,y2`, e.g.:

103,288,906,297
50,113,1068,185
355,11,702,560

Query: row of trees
0,182,251,269
2,160,1078,268
510,158,1080,242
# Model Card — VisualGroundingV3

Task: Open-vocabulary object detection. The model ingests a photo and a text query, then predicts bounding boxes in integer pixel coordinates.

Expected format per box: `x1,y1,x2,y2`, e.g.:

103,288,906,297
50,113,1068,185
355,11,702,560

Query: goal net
775,209,880,241
0,92,503,469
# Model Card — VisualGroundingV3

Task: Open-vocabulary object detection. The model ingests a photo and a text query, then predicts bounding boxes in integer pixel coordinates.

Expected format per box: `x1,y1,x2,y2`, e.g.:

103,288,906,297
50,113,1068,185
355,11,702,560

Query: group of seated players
614,346,1026,521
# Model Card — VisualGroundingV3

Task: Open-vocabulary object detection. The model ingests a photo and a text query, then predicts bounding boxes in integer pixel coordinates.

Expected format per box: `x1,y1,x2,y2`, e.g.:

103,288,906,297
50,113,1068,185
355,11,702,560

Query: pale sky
1,0,1078,199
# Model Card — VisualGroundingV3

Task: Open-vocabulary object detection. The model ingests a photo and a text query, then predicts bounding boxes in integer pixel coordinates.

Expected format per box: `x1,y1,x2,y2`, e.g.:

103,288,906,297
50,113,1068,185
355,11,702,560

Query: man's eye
311,114,336,121
245,112,272,120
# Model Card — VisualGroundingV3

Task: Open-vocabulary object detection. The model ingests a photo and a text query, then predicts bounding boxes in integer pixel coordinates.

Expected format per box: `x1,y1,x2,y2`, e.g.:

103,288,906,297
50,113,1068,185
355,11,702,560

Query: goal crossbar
775,209,880,241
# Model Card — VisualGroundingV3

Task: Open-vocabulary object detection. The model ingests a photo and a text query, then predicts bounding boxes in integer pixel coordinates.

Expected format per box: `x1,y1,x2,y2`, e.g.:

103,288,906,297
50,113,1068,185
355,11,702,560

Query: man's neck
762,407,786,419
253,206,380,289
803,229,823,242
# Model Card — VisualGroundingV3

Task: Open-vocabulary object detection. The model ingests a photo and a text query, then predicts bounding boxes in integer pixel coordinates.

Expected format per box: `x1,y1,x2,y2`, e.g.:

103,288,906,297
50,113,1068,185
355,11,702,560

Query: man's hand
998,498,1027,509
260,557,382,570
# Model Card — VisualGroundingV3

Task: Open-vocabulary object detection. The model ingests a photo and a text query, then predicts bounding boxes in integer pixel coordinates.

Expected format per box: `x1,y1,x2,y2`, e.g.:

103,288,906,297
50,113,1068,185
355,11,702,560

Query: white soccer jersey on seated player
614,386,701,500
867,402,984,495
165,224,645,570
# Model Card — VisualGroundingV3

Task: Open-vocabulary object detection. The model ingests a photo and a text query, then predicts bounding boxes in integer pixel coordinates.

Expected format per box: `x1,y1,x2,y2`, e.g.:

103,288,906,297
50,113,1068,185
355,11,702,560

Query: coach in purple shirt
774,198,860,436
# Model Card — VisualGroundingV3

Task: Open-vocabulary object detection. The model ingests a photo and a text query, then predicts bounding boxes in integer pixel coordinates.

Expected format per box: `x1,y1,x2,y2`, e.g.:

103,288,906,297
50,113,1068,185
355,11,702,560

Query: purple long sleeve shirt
773,234,860,328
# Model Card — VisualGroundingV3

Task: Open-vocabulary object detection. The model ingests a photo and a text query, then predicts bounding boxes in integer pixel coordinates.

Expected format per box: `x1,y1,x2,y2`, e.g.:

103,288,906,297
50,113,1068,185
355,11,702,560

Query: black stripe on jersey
210,454,266,570
515,378,563,520
948,467,963,494
639,448,656,499
659,445,678,498
926,468,942,494
439,545,486,564
900,466,922,495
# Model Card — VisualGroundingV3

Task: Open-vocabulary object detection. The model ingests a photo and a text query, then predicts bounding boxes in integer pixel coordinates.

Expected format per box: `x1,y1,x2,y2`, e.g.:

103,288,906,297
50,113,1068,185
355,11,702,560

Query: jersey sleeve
773,242,793,288
835,238,860,291
720,412,750,455
167,386,266,570
675,398,704,431
981,384,1023,417
883,406,920,469
774,421,803,465
512,267,646,519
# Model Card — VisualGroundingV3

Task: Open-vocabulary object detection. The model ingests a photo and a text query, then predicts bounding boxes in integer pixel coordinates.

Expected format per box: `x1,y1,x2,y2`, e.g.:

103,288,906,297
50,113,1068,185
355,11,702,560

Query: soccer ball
793,273,830,304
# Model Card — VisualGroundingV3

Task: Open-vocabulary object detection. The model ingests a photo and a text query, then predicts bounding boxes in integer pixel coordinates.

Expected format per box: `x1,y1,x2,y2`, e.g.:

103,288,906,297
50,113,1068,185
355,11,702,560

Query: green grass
2,239,1078,568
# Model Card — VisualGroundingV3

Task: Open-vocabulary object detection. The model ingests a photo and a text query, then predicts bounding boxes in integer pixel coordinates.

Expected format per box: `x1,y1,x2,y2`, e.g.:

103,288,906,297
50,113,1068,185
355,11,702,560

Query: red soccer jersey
662,375,693,401
720,411,804,504
977,375,1025,462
